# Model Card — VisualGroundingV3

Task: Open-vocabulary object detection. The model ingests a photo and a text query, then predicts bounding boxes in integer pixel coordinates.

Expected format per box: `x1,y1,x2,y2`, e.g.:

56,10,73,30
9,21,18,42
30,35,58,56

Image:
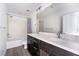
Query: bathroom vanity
27,33,78,56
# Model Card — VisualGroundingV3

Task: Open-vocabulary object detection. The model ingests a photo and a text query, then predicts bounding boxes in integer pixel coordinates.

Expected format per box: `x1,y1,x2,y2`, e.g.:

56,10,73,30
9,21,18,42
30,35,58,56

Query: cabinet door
39,40,49,56
40,40,47,52
39,41,56,56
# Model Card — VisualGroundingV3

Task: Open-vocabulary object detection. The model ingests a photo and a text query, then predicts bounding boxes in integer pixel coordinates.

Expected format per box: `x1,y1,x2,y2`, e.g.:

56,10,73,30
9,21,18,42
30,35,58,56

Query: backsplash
60,34,79,42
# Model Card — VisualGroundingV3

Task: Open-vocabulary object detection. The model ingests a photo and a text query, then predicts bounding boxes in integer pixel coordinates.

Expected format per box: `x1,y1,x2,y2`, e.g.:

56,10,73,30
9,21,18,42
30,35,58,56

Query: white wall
43,13,61,33
39,3,79,33
0,3,7,55
63,12,79,35
38,15,44,32
31,12,37,33
63,13,76,34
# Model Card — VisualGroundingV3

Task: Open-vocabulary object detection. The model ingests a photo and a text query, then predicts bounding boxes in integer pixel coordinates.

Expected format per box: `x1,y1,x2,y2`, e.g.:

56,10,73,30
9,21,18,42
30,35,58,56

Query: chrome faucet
57,32,61,38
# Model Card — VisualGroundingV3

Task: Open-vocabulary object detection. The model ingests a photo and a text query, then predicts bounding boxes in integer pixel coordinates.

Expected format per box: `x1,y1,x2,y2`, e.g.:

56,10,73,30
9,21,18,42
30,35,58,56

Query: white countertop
28,33,79,55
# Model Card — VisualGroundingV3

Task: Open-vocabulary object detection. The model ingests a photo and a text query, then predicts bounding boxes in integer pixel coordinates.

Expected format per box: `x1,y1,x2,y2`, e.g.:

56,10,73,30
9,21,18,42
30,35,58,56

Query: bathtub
6,39,27,49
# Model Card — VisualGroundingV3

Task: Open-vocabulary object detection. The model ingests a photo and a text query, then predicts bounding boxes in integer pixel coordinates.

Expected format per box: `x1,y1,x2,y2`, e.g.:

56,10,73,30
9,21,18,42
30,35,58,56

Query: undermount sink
36,34,60,41
30,33,61,42
48,38,60,41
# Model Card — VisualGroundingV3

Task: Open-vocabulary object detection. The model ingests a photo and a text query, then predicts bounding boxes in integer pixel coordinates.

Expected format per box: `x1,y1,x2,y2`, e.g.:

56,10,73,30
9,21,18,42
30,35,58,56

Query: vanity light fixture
26,10,30,12
36,6,42,11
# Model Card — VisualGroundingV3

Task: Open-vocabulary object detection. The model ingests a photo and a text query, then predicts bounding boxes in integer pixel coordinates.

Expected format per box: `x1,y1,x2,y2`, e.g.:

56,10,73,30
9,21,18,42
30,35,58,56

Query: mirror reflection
37,3,79,36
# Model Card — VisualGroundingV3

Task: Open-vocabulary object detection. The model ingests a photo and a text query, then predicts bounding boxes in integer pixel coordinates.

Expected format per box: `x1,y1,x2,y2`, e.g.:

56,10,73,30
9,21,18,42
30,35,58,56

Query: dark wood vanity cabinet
27,35,40,56
27,35,78,56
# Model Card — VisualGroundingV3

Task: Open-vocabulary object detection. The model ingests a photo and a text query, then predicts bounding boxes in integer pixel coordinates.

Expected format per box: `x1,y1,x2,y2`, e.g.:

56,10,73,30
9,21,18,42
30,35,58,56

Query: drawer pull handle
33,47,38,50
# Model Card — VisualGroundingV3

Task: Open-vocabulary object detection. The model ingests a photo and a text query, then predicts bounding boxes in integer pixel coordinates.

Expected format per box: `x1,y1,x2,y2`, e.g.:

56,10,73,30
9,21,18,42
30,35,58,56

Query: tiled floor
5,45,31,56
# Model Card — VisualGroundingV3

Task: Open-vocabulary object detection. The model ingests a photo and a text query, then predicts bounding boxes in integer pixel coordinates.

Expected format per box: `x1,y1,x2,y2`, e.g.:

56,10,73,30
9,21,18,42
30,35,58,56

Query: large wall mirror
37,3,79,35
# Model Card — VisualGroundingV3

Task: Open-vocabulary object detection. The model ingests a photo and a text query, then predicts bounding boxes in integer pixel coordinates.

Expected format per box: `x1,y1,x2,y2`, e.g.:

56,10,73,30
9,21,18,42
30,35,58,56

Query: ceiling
6,3,41,15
